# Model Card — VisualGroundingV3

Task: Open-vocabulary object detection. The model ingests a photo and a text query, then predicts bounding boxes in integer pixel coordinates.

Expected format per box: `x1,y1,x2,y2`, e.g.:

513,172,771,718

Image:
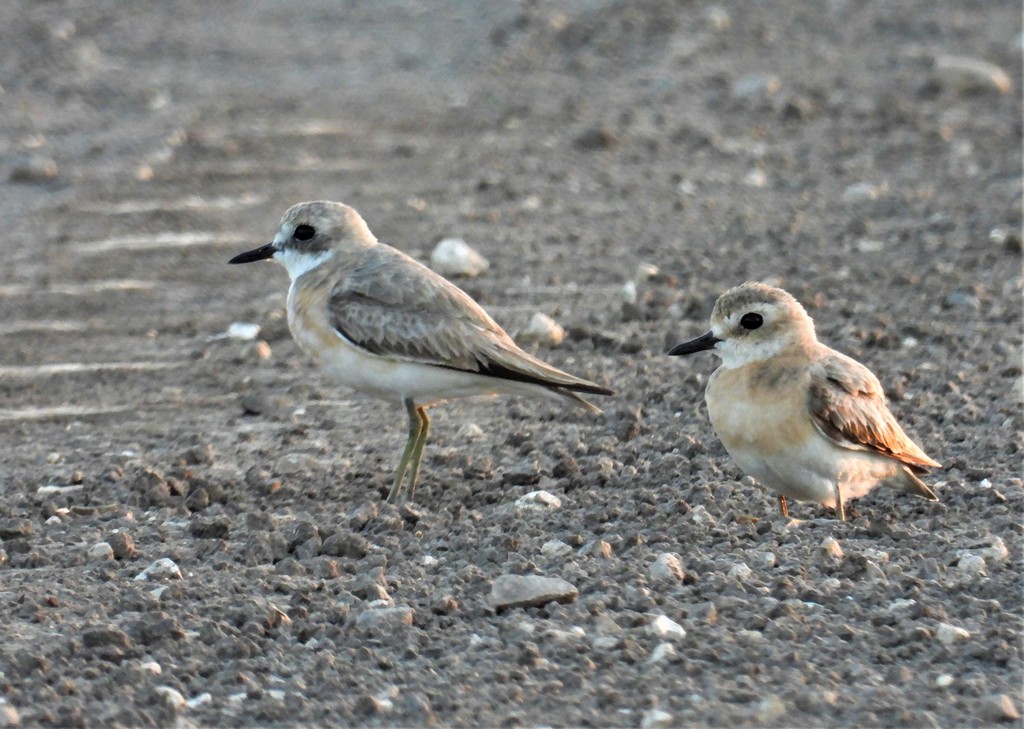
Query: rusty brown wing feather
808,351,940,472
326,245,612,396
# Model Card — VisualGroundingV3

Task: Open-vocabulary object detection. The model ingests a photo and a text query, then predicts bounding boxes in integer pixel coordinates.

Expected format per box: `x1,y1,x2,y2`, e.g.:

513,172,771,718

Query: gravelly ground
0,1,1021,727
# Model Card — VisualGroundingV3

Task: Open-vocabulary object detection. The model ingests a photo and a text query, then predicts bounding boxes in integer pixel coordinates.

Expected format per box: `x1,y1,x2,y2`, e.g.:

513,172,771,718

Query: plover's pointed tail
554,387,606,415
900,466,939,501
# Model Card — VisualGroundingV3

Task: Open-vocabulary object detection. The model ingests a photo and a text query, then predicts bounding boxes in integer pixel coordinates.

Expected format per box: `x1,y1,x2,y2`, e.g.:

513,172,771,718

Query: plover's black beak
228,243,276,264
667,331,721,356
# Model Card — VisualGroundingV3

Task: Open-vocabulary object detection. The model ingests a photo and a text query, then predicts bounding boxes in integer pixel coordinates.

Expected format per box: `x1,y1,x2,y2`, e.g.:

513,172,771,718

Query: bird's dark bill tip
667,331,721,356
228,243,276,264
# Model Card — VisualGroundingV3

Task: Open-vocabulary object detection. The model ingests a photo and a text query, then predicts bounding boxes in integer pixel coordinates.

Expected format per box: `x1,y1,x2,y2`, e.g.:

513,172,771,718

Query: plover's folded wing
326,245,612,396
808,351,940,471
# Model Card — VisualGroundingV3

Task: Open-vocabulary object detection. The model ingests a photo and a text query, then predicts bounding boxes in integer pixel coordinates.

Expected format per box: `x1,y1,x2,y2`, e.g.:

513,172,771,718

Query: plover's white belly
707,370,905,507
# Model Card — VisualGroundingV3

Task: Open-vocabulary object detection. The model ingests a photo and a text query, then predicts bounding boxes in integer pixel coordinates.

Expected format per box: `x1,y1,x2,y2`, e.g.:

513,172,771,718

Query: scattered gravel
0,1,1019,727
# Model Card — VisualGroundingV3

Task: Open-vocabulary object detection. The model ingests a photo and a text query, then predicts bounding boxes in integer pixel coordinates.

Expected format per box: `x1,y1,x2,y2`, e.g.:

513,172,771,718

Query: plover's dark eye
293,224,316,241
740,312,763,330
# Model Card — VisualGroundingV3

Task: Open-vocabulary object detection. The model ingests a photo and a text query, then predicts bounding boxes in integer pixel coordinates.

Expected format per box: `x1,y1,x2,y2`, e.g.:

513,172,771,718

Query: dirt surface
1,1,1021,726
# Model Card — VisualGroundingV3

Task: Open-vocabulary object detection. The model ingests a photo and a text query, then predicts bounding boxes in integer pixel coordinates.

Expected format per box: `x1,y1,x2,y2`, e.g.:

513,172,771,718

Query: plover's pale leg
404,405,431,503
833,483,846,522
388,398,425,504
778,494,789,518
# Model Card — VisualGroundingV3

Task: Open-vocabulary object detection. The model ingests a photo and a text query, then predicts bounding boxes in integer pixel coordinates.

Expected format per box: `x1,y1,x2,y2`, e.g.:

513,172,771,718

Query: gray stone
154,686,186,709
641,708,674,729
9,155,59,184
355,606,414,632
646,615,686,640
134,558,183,581
649,553,685,583
88,541,114,561
490,575,578,610
956,553,986,575
540,540,572,558
842,182,881,205
0,520,32,539
727,562,752,580
935,622,970,644
757,695,787,723
274,453,327,476
515,490,561,510
321,531,369,559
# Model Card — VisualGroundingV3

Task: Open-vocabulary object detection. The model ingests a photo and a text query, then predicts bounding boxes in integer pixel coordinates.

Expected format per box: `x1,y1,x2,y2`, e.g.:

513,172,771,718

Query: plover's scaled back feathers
808,351,941,473
321,243,612,402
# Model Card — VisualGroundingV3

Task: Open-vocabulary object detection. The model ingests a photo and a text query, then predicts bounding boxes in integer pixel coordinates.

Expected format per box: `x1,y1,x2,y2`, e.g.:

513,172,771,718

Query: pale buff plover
229,201,613,504
668,281,940,520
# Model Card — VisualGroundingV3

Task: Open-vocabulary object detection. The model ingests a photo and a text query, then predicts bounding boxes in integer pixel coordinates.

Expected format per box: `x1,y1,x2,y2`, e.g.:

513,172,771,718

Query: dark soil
1,1,1021,726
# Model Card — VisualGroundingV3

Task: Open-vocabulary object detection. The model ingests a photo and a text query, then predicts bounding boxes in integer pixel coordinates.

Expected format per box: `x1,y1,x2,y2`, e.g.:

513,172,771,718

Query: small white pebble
455,423,484,441
186,692,212,709
155,686,186,709
515,490,562,510
649,642,675,663
842,181,881,205
705,6,730,31
430,237,489,277
856,238,885,253
649,553,685,583
956,553,986,575
862,548,889,563
689,505,715,525
517,312,565,347
226,322,261,340
141,660,162,674
743,168,768,188
641,708,674,729
757,695,787,722
421,555,438,567
635,262,659,281
541,540,573,558
621,280,638,304
88,541,114,561
737,629,764,643
935,622,971,645
135,558,183,581
935,674,955,688
646,615,687,640
821,537,845,559
727,562,752,581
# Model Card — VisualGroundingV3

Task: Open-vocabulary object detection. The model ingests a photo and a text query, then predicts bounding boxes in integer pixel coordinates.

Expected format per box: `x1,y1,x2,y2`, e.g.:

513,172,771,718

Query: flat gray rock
490,575,578,610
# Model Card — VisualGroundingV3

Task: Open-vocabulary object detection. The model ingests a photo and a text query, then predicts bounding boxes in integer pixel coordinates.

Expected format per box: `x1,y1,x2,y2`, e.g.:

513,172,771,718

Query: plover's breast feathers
324,244,612,396
808,350,940,471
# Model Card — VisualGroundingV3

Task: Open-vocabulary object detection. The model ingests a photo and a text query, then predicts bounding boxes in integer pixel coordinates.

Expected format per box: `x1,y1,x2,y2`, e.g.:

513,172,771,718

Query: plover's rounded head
708,282,816,367
229,200,377,274
275,201,376,253
266,201,376,280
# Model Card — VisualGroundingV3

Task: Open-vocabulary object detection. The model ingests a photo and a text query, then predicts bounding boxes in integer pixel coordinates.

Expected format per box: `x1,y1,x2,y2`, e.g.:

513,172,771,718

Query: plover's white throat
668,281,940,521
230,201,613,504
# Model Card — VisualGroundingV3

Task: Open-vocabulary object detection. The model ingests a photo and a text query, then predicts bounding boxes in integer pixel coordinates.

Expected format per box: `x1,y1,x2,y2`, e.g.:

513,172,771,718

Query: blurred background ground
0,1,1021,726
